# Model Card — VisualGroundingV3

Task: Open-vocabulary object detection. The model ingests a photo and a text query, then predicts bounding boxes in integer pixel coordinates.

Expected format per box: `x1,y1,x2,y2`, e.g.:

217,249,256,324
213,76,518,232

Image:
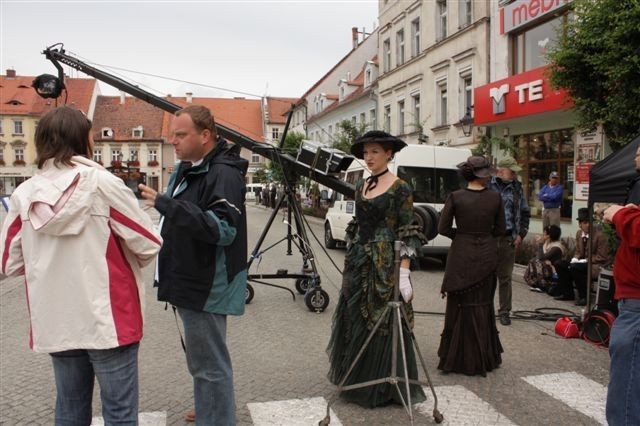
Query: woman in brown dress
437,155,506,376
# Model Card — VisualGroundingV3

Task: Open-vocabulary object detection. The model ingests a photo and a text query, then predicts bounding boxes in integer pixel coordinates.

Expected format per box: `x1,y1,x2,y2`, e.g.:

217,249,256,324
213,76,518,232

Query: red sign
473,66,572,125
500,0,571,34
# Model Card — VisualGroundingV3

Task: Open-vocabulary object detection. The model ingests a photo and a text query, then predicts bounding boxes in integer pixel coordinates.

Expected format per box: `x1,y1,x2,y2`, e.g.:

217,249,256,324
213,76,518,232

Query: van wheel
413,205,439,241
324,223,337,249
245,284,254,304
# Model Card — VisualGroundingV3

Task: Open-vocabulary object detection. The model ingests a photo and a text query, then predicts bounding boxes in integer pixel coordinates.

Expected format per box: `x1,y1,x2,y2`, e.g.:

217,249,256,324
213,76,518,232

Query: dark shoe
575,298,587,306
554,295,574,301
499,314,511,326
185,410,195,422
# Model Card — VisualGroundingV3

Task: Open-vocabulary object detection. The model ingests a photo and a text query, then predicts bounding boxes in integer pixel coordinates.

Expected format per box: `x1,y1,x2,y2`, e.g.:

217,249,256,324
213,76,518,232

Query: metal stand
319,241,443,425
246,175,330,312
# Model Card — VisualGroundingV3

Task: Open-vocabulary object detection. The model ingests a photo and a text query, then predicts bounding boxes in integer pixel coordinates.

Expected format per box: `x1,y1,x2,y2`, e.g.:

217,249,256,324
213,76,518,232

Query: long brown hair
35,106,93,169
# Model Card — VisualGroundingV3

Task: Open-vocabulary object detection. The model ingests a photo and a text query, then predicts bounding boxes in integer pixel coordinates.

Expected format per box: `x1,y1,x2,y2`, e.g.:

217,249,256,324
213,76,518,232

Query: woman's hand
399,267,412,303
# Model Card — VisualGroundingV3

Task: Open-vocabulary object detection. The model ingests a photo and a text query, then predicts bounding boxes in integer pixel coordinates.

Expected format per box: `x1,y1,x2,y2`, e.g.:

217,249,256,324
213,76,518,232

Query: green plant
331,120,367,153
471,135,521,159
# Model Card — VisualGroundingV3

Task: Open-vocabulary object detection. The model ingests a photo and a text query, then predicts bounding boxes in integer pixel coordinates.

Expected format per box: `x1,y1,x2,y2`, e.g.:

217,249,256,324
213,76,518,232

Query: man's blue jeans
606,298,640,426
178,307,235,426
50,343,139,426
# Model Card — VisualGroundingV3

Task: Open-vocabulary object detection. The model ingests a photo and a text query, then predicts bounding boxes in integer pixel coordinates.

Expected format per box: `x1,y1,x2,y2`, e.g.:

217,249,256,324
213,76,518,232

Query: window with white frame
351,116,357,125
93,149,102,163
411,18,421,57
0,148,4,162
272,127,280,140
397,100,405,135
129,149,138,162
437,0,448,41
383,105,391,132
412,93,421,131
148,149,157,162
251,153,260,163
437,79,448,126
365,69,372,86
359,112,366,124
459,0,472,27
14,148,24,161
111,149,122,162
328,125,333,136
132,126,143,138
396,30,405,66
0,120,3,134
370,109,377,130
459,70,473,120
102,128,113,138
340,86,345,100
13,120,23,135
383,39,391,72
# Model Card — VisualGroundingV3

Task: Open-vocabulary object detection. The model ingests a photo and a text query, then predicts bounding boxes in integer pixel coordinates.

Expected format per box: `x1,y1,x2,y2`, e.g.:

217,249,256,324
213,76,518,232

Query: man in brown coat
570,207,610,306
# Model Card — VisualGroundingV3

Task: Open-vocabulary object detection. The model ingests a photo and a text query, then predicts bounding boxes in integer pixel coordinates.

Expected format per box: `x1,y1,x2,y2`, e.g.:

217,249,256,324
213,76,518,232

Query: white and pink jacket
0,156,162,353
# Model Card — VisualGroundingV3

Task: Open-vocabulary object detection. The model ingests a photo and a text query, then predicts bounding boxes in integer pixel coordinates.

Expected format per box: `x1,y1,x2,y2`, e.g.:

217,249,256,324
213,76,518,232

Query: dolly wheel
433,409,444,423
318,415,330,425
245,284,255,304
295,278,311,295
305,289,330,312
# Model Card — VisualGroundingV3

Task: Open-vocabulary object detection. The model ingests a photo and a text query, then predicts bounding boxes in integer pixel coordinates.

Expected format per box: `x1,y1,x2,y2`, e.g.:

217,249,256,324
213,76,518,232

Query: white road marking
248,396,343,426
91,411,166,425
522,372,607,425
415,385,517,425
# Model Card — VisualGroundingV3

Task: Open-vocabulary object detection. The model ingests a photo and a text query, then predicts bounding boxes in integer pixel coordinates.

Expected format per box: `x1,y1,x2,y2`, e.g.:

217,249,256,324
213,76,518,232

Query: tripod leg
396,307,413,421
247,190,289,269
399,305,444,424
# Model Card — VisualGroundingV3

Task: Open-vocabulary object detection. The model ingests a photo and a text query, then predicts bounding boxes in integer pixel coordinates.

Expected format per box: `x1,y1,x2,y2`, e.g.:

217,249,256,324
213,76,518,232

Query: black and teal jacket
154,137,248,315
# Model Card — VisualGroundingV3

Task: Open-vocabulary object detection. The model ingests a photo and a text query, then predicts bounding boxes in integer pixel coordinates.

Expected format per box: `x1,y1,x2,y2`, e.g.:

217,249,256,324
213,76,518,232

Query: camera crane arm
42,45,356,198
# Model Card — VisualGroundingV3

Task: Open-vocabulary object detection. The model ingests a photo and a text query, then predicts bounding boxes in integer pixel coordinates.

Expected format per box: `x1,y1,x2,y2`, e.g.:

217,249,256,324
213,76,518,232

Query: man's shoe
499,314,511,326
554,295,574,301
185,410,195,422
575,298,587,306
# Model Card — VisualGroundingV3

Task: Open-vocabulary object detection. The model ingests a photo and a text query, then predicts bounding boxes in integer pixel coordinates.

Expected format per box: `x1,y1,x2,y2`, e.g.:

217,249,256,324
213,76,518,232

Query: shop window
512,14,566,74
515,129,575,219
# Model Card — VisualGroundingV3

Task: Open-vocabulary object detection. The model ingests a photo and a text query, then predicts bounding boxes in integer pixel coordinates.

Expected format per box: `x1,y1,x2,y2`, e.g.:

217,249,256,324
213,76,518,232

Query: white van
245,183,263,201
323,144,472,259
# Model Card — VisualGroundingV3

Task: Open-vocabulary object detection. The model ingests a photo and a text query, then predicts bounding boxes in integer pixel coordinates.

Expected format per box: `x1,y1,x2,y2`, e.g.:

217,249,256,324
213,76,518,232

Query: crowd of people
0,112,637,425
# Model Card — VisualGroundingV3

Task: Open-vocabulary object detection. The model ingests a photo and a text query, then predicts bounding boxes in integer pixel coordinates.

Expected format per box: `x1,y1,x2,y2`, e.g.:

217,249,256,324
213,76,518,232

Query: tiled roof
0,73,96,116
161,97,264,142
266,97,299,123
92,96,165,141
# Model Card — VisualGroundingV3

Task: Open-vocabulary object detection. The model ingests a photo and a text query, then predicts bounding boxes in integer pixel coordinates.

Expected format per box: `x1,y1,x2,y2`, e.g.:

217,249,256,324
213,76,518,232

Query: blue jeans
606,298,640,426
178,307,235,426
50,343,139,426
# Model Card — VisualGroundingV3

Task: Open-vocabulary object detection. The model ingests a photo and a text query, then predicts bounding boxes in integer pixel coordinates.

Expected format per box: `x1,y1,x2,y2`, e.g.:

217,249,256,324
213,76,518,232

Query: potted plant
13,159,26,166
147,160,159,167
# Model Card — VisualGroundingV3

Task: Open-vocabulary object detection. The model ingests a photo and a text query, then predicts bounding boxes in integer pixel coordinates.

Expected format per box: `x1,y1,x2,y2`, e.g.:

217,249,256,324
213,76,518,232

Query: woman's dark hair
459,163,477,182
35,106,92,169
544,225,562,241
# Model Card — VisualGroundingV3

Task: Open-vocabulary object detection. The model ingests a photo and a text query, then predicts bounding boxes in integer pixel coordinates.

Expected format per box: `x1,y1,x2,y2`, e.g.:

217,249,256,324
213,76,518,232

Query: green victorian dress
327,178,427,408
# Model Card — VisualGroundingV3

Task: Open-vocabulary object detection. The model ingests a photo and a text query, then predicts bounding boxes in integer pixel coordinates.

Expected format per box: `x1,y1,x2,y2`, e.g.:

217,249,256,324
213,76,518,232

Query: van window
397,166,464,203
344,170,364,200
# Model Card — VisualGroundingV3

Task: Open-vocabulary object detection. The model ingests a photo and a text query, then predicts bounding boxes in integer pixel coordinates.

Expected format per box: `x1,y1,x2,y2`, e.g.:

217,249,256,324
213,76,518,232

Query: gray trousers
542,208,561,228
496,235,515,315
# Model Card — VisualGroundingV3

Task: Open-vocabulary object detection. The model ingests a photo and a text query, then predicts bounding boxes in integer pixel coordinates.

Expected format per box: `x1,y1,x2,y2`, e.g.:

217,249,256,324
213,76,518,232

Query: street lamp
460,107,474,137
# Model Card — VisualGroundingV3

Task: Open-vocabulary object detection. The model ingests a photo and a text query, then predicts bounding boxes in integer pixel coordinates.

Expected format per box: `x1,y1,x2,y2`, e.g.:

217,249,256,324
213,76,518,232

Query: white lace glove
399,267,413,303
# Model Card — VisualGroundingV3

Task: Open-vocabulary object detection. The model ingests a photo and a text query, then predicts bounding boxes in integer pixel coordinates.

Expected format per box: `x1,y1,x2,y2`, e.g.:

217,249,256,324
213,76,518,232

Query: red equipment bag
554,316,581,339
582,309,617,347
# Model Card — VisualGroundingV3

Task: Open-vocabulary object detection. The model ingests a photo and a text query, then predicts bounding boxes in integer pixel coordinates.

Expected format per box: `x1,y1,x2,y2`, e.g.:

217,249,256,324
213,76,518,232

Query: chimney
352,27,358,50
6,69,16,78
119,91,126,104
186,92,193,103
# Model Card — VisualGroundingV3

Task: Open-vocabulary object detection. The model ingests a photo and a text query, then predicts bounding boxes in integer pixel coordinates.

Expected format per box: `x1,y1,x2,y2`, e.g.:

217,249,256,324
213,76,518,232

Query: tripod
246,172,331,312
320,241,443,425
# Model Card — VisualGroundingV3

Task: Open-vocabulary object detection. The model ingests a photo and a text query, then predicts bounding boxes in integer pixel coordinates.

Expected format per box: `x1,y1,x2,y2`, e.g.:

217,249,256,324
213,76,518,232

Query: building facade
377,0,491,147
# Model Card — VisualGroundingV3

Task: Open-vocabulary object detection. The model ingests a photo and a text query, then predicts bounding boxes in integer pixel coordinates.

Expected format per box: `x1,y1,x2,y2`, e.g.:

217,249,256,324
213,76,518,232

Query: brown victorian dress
437,187,506,376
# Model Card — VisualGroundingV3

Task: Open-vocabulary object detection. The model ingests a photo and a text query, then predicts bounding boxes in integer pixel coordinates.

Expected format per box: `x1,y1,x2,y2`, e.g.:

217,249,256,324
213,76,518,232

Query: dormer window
102,127,114,138
132,125,144,138
6,100,23,106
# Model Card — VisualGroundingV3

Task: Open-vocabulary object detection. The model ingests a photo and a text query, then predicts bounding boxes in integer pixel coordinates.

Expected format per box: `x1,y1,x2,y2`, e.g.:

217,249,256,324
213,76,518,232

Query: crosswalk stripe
247,396,342,426
522,372,607,425
91,411,166,425
415,385,517,425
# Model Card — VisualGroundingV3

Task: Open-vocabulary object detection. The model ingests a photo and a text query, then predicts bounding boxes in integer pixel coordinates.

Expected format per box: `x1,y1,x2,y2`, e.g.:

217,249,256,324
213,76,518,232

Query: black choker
365,169,389,194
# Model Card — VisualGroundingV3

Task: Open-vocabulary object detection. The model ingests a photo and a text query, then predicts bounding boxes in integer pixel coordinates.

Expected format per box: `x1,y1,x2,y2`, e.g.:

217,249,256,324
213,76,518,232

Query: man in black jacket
139,105,248,425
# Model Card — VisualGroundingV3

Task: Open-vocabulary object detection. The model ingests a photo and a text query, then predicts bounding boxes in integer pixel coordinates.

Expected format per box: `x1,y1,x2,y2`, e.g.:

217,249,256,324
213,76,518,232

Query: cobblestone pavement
1,203,610,425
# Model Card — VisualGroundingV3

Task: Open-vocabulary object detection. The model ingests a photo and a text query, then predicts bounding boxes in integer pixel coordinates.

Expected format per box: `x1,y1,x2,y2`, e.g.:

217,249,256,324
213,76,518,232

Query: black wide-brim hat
350,130,407,159
456,155,496,178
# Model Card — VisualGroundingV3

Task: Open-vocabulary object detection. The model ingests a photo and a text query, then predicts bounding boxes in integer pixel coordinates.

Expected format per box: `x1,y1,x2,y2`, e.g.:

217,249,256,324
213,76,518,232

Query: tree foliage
331,119,368,153
266,130,305,182
546,0,640,149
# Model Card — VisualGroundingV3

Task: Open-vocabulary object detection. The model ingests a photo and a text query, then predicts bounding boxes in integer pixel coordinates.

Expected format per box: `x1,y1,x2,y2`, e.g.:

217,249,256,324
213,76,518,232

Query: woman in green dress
327,131,427,408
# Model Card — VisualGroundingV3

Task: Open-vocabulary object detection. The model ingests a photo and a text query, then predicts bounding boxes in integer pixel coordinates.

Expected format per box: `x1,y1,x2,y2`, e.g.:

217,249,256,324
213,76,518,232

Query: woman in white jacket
0,106,162,425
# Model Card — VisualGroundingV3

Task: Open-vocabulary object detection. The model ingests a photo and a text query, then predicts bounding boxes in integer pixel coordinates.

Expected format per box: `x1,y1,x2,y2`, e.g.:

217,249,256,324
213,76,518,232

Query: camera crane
38,44,356,312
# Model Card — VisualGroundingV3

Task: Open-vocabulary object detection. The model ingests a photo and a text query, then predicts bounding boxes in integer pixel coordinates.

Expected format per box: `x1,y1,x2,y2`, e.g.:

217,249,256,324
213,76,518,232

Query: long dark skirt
327,289,427,408
437,275,503,376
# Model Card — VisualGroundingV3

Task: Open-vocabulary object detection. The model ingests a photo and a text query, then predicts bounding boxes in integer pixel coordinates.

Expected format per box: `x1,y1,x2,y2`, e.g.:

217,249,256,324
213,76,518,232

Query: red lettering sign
473,66,573,125
502,0,571,34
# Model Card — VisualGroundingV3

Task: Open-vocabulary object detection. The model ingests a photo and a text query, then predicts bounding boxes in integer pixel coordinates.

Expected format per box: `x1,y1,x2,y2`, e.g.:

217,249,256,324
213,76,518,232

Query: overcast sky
1,1,378,99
